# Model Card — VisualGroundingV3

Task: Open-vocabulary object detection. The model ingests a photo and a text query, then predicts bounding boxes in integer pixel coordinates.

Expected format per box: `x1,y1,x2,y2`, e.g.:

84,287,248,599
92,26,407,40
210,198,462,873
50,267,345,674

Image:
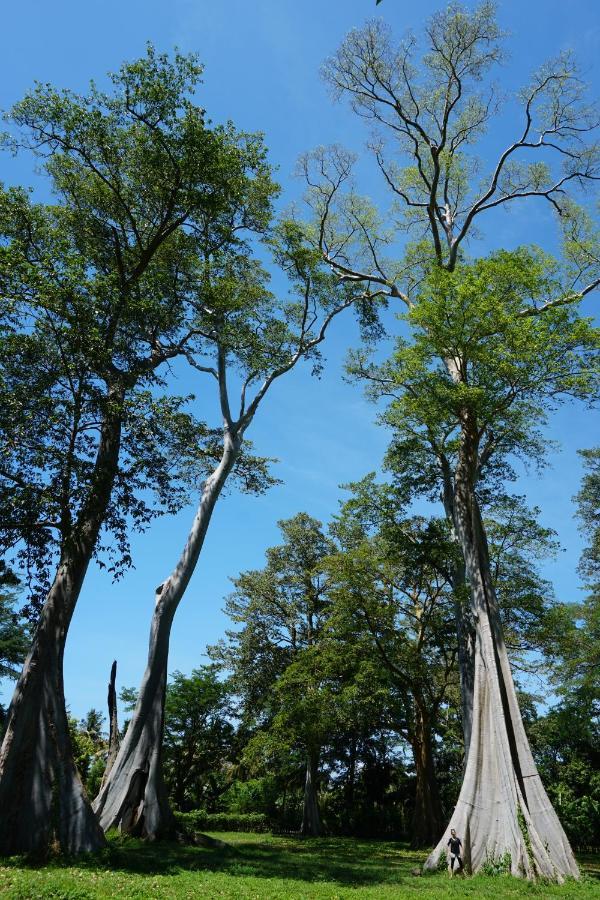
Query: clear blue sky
1,0,599,720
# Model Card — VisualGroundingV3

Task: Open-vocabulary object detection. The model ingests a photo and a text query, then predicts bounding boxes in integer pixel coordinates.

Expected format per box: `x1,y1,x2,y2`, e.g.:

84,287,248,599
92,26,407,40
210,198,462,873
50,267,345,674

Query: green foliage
174,810,270,833
211,512,410,837
481,850,512,877
211,513,336,745
0,45,285,618
163,666,235,812
577,448,600,582
0,570,29,681
345,250,600,546
67,709,106,787
326,496,459,739
563,448,600,702
318,3,600,279
528,700,600,848
219,777,280,816
383,249,598,474
86,757,107,801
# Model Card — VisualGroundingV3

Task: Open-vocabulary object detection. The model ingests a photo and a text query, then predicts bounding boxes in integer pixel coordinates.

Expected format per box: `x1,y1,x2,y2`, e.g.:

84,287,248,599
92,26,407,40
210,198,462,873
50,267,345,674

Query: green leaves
361,248,600,500
0,577,30,681
163,666,235,811
0,48,283,612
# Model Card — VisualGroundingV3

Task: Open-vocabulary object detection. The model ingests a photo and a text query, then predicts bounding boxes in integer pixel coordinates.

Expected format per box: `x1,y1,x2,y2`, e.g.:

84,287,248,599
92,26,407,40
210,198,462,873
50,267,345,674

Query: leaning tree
299,2,600,878
92,209,379,837
0,47,278,855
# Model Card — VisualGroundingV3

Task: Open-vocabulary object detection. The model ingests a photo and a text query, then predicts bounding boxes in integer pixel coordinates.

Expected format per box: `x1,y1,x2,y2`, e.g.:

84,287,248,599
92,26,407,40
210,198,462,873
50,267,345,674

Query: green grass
0,833,598,899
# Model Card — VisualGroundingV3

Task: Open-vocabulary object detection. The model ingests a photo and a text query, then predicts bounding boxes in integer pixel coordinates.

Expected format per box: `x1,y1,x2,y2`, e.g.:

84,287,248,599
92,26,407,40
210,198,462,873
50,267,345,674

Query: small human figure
447,828,464,876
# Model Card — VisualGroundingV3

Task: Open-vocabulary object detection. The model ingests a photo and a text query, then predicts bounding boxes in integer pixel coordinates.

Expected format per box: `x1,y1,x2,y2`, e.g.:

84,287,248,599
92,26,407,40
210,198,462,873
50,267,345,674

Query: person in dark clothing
447,829,464,875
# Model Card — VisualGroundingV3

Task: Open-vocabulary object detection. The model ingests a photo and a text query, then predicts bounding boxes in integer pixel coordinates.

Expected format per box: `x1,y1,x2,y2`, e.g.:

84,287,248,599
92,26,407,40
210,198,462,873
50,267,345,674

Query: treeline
60,472,600,850
0,2,599,879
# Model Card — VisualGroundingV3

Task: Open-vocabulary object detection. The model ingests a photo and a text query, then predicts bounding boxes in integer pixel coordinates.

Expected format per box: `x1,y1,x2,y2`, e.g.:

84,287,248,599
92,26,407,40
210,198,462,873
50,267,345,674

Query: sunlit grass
0,832,598,898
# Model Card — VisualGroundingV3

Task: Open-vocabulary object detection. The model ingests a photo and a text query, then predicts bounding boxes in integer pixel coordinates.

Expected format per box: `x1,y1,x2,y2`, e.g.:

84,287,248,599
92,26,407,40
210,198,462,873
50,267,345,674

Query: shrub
219,777,280,815
174,810,271,833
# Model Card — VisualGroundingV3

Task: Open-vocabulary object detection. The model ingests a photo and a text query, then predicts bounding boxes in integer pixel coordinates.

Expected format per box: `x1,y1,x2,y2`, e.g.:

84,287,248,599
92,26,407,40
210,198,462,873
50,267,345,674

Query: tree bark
454,591,475,761
100,660,120,790
441,464,475,756
425,439,579,880
0,384,124,856
93,433,240,838
0,564,106,855
345,735,356,830
300,750,321,837
410,696,444,848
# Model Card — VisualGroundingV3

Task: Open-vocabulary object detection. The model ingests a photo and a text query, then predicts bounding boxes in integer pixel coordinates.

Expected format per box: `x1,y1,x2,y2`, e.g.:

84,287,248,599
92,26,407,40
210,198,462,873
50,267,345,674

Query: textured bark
345,736,356,824
0,564,106,855
94,621,172,838
410,697,444,848
455,595,475,760
442,463,475,756
0,385,124,856
425,436,579,880
300,752,321,836
100,661,120,790
94,434,240,838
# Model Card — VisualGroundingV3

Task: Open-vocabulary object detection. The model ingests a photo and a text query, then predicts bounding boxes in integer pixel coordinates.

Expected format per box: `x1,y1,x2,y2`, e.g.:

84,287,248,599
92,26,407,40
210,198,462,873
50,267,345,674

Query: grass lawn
0,832,598,899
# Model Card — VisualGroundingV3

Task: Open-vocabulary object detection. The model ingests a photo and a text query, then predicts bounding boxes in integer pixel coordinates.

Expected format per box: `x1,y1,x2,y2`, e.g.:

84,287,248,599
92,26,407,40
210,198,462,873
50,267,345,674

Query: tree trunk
410,697,444,848
345,735,356,831
300,751,321,836
425,476,579,879
100,660,120,790
93,434,240,838
442,470,475,756
455,596,475,761
0,385,124,856
0,561,106,856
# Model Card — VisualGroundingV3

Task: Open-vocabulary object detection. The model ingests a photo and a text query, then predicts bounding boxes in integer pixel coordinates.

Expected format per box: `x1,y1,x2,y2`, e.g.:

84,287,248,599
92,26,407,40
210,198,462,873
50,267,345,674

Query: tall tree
93,208,373,839
300,3,600,879
210,514,336,836
163,667,234,812
358,250,599,875
567,448,600,699
305,1,600,753
327,491,457,847
0,46,274,855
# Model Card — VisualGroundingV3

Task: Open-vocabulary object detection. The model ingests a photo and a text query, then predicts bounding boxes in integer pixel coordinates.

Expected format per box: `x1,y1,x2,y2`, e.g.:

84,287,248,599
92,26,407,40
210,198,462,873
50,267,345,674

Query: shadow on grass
578,853,600,880
3,835,597,889
1,834,427,888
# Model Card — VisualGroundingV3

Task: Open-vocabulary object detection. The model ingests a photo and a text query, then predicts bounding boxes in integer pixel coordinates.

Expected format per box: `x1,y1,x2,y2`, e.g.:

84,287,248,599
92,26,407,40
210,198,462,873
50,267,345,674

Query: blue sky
1,0,599,720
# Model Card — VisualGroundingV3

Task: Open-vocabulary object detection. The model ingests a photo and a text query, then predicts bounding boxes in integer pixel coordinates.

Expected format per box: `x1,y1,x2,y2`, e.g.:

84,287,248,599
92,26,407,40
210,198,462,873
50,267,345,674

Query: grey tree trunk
300,751,321,837
100,660,120,789
455,598,475,760
344,736,356,827
0,385,124,856
442,469,475,756
93,434,240,838
410,696,444,848
425,464,579,879
0,563,106,855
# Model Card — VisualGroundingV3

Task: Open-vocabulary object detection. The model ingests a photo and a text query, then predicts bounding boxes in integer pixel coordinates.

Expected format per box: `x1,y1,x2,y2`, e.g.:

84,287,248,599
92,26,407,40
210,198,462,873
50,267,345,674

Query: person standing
447,829,464,875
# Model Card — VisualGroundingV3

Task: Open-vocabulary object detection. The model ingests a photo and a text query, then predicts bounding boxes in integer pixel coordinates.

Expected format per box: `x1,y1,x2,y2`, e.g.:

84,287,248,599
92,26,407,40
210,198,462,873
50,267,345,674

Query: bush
86,756,106,800
174,810,271,833
219,777,280,816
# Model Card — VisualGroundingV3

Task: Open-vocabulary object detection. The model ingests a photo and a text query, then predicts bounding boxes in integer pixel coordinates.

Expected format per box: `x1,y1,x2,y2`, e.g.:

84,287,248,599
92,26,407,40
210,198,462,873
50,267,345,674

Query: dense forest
0,0,599,890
